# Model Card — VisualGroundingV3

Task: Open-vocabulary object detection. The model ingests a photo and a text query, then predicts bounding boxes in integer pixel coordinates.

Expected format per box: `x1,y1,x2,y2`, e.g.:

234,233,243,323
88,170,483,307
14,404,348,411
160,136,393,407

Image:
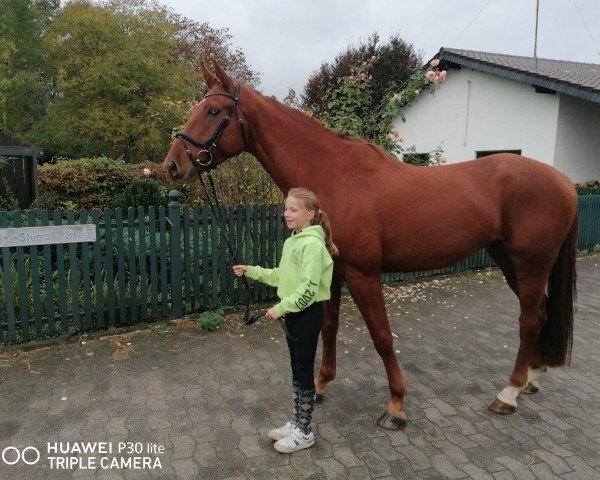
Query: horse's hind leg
344,267,408,429
487,244,548,402
489,265,550,415
315,275,342,402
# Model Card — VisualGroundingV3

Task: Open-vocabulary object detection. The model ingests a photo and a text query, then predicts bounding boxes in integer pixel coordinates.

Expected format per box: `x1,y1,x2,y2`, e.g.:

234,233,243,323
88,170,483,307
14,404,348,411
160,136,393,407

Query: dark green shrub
111,178,168,209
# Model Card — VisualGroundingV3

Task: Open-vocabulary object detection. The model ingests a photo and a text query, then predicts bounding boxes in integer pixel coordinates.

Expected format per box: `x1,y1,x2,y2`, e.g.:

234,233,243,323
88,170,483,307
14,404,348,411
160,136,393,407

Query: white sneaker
274,426,315,453
268,421,296,441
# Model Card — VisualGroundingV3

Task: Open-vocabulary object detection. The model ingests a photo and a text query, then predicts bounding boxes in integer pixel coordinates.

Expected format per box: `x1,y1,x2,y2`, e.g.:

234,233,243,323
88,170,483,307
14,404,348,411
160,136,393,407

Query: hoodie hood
291,225,326,243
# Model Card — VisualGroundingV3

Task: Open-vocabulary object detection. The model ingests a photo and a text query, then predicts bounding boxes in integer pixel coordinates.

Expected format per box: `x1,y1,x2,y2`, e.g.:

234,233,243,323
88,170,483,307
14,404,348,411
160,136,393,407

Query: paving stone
1,257,599,480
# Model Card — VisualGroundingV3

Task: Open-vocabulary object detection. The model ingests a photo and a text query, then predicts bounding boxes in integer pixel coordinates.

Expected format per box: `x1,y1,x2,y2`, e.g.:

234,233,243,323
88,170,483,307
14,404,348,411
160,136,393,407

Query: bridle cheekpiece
174,83,242,172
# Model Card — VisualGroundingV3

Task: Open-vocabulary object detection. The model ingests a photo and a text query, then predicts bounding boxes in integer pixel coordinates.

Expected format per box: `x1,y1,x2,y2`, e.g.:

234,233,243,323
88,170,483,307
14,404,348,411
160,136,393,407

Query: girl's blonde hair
288,187,339,257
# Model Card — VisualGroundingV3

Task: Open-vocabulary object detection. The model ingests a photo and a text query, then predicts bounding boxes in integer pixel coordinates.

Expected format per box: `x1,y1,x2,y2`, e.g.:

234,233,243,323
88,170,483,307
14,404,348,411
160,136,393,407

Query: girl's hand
232,265,248,277
265,308,281,320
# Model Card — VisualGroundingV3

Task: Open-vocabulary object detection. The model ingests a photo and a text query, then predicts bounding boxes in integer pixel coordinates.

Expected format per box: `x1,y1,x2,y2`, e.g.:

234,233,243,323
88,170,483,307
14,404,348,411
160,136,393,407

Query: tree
9,0,260,162
174,16,261,95
0,0,59,135
25,0,197,162
302,33,422,117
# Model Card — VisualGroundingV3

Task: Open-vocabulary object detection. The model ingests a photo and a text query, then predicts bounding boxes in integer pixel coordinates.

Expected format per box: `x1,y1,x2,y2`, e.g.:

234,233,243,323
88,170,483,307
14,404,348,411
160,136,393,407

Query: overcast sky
161,0,600,100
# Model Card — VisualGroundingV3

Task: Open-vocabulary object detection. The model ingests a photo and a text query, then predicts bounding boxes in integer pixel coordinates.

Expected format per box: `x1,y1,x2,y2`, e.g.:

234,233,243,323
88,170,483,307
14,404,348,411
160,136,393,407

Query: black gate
0,133,42,209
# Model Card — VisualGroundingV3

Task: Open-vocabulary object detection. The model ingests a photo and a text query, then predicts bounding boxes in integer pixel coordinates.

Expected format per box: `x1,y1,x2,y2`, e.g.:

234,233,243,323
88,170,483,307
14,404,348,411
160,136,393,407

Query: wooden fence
1,193,599,345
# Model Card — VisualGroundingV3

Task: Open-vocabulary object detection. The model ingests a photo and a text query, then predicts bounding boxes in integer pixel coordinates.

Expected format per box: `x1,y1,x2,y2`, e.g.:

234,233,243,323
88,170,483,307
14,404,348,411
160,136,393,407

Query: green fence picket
202,205,210,308
182,205,191,310
80,210,93,329
138,207,148,321
115,208,127,325
28,210,43,338
159,206,168,318
127,208,138,324
104,209,116,327
148,207,158,318
13,213,29,341
0,212,15,342
92,210,104,328
65,210,80,330
40,211,55,336
192,206,201,310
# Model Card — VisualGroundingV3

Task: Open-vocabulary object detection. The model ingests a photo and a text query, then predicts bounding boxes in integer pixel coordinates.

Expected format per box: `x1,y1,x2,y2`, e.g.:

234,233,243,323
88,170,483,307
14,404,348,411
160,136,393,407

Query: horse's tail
538,214,578,367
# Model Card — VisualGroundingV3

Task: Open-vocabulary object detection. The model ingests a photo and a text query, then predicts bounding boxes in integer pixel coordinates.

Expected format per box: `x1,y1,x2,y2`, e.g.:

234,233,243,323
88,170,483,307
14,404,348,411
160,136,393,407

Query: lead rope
198,168,296,341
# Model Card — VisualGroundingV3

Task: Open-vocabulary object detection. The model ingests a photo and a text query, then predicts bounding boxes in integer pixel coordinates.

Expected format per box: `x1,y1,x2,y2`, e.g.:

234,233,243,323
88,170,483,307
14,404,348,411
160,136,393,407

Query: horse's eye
208,108,220,116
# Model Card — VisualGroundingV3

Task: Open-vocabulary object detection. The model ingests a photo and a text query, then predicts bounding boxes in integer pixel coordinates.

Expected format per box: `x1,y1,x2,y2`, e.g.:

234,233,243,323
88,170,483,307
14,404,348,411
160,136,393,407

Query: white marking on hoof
497,385,526,407
527,367,542,389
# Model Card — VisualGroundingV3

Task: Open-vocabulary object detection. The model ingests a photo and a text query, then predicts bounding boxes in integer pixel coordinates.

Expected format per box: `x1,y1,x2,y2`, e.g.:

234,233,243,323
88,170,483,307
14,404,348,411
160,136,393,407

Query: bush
36,154,283,211
38,157,135,210
111,178,168,209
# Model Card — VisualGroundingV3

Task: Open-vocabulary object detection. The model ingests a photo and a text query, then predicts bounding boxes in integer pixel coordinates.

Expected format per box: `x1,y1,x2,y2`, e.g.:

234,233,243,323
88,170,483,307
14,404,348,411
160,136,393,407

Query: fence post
168,190,183,318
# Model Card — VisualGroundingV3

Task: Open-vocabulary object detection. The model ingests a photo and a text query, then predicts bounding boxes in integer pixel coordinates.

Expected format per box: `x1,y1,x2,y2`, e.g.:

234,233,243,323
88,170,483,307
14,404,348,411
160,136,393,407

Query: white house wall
553,95,600,182
394,68,561,166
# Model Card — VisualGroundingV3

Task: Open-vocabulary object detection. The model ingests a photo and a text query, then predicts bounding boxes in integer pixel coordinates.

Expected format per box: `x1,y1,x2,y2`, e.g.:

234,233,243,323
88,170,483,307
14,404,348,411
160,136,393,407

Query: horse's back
361,152,577,273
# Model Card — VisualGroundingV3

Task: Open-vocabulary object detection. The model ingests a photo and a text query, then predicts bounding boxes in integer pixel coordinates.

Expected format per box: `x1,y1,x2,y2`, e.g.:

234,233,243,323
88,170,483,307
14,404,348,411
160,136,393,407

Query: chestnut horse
163,60,577,429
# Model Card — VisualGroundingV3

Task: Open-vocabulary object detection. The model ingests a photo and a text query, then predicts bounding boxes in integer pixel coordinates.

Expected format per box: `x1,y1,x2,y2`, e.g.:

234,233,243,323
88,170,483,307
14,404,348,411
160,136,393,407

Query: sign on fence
0,225,97,248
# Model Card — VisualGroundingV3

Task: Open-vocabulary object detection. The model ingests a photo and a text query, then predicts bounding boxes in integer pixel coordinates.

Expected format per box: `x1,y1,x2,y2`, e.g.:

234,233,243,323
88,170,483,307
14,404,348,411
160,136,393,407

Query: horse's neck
243,90,348,192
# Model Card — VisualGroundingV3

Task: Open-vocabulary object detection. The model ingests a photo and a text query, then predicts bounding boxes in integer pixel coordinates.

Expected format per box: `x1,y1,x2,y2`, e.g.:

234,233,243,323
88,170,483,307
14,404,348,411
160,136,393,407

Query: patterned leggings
285,301,323,434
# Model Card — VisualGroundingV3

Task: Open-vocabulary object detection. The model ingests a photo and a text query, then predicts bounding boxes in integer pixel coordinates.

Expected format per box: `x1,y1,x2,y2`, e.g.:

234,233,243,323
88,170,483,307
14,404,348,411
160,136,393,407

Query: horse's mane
259,92,397,164
262,93,347,139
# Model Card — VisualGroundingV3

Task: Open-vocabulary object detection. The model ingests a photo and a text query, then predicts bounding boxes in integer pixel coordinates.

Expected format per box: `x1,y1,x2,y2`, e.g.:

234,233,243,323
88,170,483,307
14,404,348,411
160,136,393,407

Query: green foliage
2,0,259,161
26,0,195,162
38,157,136,210
184,153,284,206
322,56,447,163
592,243,600,253
0,0,58,134
111,178,168,209
197,308,224,331
303,33,422,117
0,177,19,211
36,154,281,210
402,144,446,167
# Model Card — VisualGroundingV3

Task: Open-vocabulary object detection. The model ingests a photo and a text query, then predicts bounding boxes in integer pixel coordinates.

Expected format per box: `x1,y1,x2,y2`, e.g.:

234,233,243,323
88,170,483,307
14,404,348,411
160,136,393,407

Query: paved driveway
1,256,599,480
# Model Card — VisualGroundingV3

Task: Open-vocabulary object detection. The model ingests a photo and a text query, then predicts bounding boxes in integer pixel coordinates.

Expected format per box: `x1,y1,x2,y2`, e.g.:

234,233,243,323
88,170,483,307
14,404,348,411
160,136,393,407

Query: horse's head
163,60,247,182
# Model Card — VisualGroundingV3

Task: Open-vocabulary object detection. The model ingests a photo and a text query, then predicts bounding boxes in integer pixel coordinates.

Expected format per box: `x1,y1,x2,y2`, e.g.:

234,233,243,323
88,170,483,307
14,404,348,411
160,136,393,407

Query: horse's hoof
488,398,516,415
316,393,325,404
524,383,539,395
377,411,407,430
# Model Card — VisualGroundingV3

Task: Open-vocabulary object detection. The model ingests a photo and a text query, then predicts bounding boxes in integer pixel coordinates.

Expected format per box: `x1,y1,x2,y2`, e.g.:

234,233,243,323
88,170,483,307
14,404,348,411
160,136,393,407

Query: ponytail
287,187,339,257
313,210,339,257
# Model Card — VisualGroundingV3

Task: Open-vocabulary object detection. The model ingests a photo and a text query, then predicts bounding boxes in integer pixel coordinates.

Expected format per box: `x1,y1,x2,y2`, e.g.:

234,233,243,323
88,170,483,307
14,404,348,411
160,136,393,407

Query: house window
476,149,521,159
402,152,430,166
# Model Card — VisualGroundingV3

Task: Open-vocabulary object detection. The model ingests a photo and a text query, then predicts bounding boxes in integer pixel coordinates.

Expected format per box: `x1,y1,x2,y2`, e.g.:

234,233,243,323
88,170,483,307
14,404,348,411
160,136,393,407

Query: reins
174,83,296,342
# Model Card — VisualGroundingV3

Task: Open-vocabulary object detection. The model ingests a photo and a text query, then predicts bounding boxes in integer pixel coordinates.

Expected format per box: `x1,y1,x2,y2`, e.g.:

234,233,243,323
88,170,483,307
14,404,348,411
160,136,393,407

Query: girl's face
284,195,314,230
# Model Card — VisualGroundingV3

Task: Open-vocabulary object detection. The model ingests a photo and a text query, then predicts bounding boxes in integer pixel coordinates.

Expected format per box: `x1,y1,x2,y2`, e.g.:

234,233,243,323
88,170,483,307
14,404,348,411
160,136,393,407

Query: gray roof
435,48,600,104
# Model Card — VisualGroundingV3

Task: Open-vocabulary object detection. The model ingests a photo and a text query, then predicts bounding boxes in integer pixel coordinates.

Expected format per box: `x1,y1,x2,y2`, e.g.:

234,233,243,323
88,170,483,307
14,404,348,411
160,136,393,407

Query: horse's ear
200,62,219,89
211,59,234,91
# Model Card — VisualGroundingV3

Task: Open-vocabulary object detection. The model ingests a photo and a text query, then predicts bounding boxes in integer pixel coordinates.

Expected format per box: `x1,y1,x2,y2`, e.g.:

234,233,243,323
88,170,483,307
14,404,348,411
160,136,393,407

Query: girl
233,187,338,453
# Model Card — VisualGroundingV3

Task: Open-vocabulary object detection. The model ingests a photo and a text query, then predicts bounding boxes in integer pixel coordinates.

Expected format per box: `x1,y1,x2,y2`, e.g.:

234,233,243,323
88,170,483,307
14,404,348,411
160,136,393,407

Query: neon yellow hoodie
245,225,333,317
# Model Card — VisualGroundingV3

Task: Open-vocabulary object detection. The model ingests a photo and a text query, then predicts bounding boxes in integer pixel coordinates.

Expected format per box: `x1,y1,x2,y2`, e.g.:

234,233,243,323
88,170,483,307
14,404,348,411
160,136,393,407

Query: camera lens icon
2,446,41,465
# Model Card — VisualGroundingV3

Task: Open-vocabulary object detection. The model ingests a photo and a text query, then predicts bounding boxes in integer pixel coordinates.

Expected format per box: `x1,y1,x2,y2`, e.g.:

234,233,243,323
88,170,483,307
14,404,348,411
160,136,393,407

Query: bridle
174,83,244,176
172,83,296,341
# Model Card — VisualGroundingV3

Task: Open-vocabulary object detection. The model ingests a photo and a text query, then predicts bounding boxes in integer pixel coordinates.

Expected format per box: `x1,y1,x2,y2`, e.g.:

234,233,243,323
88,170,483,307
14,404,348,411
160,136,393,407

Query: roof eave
437,49,600,104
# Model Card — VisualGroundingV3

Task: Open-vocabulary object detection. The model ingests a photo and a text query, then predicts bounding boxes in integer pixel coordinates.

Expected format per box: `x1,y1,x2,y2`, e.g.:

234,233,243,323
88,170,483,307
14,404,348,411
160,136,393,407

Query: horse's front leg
315,274,342,402
345,267,408,429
